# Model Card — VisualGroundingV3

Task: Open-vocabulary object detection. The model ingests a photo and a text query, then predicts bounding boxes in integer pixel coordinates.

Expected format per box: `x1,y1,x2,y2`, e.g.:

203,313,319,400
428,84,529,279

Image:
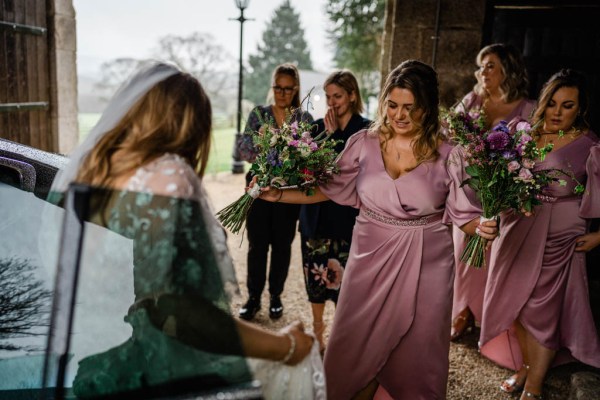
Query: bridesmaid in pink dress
450,43,536,341
256,60,499,399
479,69,600,400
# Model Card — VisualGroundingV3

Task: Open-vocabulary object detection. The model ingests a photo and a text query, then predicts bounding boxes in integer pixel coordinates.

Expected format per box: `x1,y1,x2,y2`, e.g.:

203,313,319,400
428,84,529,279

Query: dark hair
474,43,529,103
323,69,363,114
531,68,590,131
269,63,302,107
372,60,441,167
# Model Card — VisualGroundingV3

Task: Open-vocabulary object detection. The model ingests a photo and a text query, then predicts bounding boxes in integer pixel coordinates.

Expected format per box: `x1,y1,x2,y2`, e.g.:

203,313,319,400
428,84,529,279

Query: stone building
381,0,600,131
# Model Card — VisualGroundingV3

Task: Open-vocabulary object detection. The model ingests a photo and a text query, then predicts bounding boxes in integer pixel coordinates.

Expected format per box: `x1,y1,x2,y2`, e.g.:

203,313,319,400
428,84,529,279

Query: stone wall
380,0,486,107
48,0,78,154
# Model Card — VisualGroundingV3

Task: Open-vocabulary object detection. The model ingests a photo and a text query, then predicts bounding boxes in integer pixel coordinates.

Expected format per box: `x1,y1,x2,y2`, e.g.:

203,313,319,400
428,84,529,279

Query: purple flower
266,149,282,167
492,120,510,133
507,160,520,172
486,130,511,150
502,150,516,160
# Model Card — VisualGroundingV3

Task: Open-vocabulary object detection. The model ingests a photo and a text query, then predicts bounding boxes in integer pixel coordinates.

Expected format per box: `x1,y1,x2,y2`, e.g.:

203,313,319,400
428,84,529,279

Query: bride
49,62,325,399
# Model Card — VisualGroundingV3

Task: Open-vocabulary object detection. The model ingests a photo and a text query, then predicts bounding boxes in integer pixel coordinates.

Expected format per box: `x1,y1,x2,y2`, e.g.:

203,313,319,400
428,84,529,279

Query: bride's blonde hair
76,72,212,187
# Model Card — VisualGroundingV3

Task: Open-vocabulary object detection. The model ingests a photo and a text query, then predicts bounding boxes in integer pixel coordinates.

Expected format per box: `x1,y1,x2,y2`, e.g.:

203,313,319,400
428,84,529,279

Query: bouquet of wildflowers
217,110,340,234
444,108,561,268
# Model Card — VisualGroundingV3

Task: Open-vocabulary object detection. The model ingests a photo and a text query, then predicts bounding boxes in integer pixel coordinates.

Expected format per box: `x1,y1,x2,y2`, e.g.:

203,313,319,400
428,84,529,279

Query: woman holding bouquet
254,60,498,399
450,43,536,341
299,69,371,354
479,69,600,399
238,63,313,322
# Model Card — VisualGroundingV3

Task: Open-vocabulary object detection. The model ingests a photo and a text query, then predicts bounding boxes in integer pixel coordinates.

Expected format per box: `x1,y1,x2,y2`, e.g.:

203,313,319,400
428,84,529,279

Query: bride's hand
279,321,314,365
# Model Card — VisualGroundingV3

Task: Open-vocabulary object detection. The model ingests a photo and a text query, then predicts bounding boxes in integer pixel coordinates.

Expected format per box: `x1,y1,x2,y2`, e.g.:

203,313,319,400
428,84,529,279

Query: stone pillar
380,0,486,107
48,0,78,154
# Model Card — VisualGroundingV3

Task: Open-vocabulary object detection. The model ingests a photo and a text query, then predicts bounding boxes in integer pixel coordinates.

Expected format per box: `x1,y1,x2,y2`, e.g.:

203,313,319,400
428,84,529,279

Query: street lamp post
230,0,252,174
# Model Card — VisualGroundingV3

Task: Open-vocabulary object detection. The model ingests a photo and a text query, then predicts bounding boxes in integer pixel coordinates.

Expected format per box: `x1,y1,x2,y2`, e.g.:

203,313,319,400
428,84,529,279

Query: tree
326,0,385,110
0,258,51,351
152,32,235,111
97,32,235,113
244,0,313,105
96,58,144,101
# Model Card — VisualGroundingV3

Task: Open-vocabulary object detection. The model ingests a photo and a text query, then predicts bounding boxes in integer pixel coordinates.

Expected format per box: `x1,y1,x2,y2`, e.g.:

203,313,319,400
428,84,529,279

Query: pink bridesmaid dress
451,92,536,327
479,132,600,370
320,129,480,399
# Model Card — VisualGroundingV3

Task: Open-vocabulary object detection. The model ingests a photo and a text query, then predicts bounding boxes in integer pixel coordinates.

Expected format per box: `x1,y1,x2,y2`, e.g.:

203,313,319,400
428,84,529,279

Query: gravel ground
204,171,595,400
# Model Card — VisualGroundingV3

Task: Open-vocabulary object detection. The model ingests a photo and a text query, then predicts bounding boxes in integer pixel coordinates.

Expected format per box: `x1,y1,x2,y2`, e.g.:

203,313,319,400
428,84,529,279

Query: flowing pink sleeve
319,130,367,208
443,145,481,227
580,144,600,218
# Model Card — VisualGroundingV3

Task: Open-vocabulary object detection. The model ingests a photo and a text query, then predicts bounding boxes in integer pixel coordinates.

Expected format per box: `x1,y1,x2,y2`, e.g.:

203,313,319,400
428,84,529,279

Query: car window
0,182,60,394
40,186,259,399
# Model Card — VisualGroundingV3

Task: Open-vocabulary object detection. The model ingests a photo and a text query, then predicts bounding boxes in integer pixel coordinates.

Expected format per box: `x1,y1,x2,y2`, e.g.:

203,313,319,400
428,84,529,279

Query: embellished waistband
361,207,443,227
535,193,580,203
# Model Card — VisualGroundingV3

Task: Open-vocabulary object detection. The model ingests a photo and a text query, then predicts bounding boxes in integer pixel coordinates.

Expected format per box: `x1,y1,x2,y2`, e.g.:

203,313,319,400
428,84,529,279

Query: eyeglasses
272,86,297,95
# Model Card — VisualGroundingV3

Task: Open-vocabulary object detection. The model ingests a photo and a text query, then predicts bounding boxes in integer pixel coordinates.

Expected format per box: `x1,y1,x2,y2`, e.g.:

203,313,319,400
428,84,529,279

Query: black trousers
245,197,300,298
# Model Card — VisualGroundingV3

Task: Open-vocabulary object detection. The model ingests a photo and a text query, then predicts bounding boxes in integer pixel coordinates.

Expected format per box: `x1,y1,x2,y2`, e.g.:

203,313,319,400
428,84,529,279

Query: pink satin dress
451,92,537,325
479,131,600,370
320,130,480,399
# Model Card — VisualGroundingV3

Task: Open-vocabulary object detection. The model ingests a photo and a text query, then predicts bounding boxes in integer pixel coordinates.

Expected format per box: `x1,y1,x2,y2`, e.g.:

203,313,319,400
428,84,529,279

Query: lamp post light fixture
230,0,252,174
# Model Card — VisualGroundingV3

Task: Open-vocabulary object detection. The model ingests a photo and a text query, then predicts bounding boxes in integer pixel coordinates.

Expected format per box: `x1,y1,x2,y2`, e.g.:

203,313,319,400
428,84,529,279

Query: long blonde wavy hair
371,60,442,168
76,72,212,187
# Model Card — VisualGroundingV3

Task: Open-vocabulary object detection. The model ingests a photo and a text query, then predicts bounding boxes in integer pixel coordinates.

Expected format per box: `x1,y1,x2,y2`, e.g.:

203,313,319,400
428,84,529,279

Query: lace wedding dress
67,154,325,400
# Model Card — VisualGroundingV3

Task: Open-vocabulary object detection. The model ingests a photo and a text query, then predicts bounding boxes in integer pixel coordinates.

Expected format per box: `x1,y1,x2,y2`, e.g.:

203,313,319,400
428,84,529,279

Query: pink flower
516,121,531,132
507,160,520,172
325,258,344,290
522,158,535,169
518,168,533,182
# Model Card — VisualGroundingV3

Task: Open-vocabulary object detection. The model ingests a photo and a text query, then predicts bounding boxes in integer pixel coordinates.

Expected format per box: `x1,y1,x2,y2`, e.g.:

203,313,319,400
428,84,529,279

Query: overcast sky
74,0,333,77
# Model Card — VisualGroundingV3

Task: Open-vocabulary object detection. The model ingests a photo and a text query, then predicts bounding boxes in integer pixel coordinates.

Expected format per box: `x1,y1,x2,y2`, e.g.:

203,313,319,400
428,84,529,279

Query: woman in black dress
299,70,370,353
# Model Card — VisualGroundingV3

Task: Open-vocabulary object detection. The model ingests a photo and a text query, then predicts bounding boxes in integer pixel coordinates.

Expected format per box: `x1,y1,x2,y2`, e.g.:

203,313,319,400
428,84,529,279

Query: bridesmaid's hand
574,231,600,252
246,176,281,202
476,219,498,240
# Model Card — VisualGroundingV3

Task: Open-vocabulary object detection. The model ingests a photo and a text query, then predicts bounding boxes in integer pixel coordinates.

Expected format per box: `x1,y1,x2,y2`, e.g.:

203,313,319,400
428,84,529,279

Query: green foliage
244,0,313,105
326,0,385,101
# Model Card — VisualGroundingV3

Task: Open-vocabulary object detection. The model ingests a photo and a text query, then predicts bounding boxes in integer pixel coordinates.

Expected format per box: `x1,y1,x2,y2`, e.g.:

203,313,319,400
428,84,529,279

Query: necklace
539,127,581,147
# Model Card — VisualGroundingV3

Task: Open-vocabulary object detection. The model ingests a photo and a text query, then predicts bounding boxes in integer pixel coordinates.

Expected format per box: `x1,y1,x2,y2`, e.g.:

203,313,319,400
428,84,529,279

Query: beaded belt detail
362,207,443,227
535,193,580,203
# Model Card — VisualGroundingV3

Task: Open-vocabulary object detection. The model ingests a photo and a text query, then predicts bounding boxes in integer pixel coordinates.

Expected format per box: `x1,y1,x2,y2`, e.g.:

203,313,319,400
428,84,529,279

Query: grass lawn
78,113,247,174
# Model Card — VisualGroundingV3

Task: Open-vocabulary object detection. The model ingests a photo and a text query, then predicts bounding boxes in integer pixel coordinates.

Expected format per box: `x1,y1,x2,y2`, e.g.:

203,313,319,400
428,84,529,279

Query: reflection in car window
44,186,255,399
0,182,58,392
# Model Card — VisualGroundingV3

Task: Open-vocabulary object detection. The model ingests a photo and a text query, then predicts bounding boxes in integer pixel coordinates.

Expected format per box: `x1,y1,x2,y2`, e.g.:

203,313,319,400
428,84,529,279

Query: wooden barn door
483,0,600,132
0,0,51,151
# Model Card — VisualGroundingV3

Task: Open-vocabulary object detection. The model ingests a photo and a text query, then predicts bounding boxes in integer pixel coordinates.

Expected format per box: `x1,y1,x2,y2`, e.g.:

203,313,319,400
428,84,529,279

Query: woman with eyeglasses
238,63,313,322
